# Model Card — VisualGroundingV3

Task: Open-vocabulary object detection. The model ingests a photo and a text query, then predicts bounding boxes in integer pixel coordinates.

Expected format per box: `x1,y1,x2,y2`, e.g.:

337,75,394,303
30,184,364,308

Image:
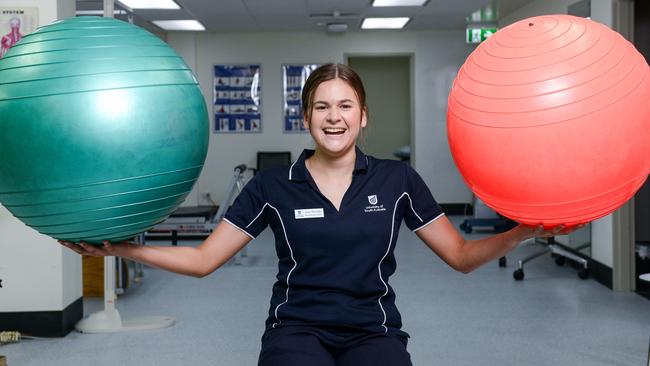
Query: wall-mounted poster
0,7,38,58
283,64,320,133
214,64,261,133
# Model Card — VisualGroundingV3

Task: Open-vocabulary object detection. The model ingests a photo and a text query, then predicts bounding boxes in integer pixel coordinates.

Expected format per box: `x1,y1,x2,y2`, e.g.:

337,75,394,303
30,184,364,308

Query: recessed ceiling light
152,20,205,31
118,0,180,10
361,17,410,29
372,0,428,6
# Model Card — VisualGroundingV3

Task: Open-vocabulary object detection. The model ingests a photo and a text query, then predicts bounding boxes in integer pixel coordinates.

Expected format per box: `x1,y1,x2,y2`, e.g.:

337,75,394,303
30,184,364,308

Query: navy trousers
258,325,412,366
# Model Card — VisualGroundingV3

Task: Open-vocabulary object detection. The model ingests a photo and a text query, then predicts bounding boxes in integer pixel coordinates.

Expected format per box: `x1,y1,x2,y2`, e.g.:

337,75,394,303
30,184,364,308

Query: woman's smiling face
305,78,367,157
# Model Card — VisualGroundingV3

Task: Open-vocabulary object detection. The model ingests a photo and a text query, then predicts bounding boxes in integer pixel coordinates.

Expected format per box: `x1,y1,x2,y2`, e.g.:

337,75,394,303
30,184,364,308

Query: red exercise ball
447,14,650,228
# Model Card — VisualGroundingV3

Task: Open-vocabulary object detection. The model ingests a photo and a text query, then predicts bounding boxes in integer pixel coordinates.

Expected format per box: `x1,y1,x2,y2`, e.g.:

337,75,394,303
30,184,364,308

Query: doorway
347,56,412,161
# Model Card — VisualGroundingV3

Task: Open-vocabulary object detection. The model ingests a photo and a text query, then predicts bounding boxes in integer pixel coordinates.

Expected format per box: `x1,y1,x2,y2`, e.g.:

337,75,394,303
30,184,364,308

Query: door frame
344,53,415,165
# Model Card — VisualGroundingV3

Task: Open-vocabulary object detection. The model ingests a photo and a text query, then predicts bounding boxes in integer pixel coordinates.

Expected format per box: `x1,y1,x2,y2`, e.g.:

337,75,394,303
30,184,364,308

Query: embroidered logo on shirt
364,195,386,213
294,208,324,219
368,195,378,205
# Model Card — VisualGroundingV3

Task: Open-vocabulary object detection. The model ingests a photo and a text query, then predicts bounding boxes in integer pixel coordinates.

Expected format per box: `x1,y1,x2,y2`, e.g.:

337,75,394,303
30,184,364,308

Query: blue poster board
214,64,261,133
282,64,319,133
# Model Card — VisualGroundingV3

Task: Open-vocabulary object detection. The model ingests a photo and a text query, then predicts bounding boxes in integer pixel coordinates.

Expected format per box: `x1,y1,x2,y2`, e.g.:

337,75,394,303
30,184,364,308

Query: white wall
499,0,582,27
0,0,81,313
414,31,474,204
0,205,81,311
56,0,75,22
498,0,617,268
167,30,473,206
588,0,616,268
16,0,74,25
591,0,614,27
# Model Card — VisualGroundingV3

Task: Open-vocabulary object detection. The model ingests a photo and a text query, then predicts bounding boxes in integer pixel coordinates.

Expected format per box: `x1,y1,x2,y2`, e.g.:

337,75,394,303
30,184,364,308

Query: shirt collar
289,146,369,182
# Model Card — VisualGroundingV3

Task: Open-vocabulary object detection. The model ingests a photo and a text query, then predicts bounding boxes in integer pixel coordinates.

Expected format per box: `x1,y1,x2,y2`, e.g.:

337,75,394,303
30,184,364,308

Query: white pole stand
75,255,175,333
75,4,174,334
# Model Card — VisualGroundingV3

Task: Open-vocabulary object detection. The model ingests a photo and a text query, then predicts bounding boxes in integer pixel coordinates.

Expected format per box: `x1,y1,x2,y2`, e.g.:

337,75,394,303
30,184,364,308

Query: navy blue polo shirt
224,147,444,337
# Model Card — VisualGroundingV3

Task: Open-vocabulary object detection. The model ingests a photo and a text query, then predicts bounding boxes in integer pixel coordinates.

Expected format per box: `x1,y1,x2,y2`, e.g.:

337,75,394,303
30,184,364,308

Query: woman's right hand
58,221,253,277
58,240,129,257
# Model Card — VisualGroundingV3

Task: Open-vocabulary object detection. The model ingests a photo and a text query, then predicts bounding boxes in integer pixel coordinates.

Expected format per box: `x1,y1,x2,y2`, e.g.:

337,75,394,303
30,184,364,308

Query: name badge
294,208,324,219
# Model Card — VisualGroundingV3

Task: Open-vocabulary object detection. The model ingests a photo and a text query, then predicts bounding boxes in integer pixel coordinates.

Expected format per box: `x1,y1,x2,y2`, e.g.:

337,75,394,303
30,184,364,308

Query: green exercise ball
0,17,209,244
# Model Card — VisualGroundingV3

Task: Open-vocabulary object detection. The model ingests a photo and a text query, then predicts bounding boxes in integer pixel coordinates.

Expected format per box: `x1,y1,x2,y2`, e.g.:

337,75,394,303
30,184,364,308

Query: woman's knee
335,334,412,366
258,328,336,366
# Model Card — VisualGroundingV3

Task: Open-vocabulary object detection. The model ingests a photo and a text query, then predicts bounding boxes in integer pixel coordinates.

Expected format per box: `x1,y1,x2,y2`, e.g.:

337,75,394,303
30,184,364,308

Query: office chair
513,236,590,281
255,151,292,173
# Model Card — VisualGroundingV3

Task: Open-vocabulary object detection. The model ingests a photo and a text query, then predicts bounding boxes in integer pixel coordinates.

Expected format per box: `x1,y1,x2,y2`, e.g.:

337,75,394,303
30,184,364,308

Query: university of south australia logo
364,194,385,213
368,195,378,205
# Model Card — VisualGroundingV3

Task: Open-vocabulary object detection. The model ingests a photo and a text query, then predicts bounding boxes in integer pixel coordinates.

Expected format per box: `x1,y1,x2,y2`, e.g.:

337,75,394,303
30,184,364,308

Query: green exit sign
466,27,497,44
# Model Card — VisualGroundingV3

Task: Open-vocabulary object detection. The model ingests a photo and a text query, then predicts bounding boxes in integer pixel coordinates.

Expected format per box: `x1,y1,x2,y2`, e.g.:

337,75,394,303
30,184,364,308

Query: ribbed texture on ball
447,15,649,227
0,17,209,243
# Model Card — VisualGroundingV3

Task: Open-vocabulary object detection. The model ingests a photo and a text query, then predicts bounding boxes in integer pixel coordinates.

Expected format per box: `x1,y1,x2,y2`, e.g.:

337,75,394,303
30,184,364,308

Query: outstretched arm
415,216,582,273
60,220,252,278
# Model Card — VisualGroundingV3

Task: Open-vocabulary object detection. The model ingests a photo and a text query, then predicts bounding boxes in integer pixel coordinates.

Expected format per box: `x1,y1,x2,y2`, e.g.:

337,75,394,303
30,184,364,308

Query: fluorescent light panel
76,10,128,15
152,19,205,31
372,0,427,6
119,0,180,9
361,17,410,29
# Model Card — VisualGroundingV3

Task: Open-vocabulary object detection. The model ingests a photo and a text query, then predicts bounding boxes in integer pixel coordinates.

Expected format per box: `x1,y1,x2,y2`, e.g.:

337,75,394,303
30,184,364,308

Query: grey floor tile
2,216,649,365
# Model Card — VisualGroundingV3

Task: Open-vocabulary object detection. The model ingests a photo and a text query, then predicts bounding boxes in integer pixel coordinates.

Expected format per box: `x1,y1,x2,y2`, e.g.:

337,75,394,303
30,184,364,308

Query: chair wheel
555,256,566,266
513,269,524,281
578,268,589,280
498,257,507,267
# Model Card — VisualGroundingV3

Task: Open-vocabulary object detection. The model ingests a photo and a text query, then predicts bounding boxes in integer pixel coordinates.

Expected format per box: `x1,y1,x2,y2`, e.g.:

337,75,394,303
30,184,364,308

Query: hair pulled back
301,63,368,123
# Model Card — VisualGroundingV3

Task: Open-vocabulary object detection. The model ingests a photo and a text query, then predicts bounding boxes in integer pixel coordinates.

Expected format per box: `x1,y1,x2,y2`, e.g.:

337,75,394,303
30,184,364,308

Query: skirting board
0,297,82,337
589,259,613,290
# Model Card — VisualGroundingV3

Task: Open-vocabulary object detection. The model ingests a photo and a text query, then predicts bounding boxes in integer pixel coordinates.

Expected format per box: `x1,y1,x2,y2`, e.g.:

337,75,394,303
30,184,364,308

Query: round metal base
76,309,175,334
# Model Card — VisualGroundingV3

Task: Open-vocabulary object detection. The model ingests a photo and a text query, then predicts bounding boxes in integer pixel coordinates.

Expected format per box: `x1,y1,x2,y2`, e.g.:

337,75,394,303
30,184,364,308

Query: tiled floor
3,216,649,365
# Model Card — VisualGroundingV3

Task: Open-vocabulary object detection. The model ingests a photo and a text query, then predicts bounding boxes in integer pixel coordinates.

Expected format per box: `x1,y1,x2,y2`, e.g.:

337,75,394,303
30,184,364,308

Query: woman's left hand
517,223,587,241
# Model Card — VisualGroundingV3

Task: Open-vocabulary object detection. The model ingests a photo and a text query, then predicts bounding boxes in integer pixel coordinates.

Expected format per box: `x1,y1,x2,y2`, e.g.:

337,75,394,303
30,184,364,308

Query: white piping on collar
288,160,298,180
